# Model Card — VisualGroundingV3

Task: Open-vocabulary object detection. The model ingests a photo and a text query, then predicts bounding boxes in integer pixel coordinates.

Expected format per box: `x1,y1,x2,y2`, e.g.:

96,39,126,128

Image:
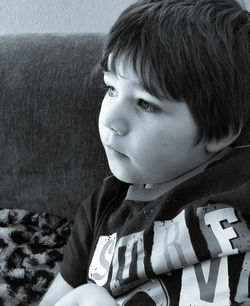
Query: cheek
98,100,106,122
147,125,174,148
133,129,171,160
98,112,106,144
98,100,107,129
138,124,194,161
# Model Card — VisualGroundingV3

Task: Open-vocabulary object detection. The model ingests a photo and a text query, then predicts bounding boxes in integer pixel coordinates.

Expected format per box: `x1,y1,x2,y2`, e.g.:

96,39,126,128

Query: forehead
106,54,145,88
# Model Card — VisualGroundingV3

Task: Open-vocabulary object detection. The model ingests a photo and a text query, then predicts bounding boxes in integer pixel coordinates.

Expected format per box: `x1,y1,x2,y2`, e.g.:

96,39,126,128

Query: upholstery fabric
0,34,109,220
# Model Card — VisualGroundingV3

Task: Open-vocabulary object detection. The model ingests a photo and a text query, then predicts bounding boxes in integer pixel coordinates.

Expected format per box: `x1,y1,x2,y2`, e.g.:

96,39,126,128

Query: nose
101,99,129,136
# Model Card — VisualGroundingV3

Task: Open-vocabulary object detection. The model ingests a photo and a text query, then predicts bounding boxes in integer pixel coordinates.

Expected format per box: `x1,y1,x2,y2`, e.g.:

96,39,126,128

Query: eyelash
137,99,160,113
106,85,117,97
104,84,160,113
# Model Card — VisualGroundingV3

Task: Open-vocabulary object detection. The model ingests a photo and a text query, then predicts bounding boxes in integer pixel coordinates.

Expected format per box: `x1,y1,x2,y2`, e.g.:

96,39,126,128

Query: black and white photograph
0,0,250,305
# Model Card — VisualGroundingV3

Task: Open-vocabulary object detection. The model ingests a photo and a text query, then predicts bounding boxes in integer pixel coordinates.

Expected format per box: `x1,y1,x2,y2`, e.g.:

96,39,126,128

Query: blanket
0,208,72,306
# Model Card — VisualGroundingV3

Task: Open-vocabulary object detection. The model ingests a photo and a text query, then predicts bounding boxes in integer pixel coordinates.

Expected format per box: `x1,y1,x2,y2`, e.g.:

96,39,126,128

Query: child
40,0,250,305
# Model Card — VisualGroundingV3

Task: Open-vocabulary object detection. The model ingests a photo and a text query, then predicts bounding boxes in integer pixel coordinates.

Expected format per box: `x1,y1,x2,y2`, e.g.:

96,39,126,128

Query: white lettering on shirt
235,252,250,303
204,208,238,257
151,210,198,273
179,256,230,305
88,233,117,286
110,230,146,295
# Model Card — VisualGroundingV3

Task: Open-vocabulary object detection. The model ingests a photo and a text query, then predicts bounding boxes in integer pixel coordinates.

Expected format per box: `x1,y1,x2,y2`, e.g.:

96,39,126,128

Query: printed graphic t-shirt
60,146,250,305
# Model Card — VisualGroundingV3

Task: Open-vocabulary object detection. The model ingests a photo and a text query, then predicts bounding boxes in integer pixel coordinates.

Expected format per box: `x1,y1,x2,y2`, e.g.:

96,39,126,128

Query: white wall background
240,0,250,10
0,0,135,34
0,0,249,34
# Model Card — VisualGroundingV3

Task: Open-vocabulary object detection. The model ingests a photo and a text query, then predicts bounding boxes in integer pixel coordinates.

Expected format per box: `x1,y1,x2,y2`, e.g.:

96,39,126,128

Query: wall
0,0,249,35
0,0,135,34
240,0,250,10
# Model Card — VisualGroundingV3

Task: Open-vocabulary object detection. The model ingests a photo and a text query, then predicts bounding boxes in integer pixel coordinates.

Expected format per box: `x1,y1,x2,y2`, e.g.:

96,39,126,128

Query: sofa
0,33,109,305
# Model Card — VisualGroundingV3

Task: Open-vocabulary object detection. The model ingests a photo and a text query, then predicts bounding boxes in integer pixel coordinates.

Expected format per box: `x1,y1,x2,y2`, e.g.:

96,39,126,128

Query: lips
101,132,127,157
105,144,127,157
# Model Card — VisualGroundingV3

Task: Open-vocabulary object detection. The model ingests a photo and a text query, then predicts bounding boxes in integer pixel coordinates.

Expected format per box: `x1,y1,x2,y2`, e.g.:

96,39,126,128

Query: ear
205,128,241,153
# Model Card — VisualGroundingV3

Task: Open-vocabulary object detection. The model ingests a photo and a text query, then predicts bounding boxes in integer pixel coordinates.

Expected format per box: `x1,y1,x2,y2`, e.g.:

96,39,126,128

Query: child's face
98,58,213,185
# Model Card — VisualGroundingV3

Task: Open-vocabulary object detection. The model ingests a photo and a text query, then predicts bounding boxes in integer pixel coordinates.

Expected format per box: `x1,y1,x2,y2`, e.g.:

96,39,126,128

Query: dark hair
100,0,250,143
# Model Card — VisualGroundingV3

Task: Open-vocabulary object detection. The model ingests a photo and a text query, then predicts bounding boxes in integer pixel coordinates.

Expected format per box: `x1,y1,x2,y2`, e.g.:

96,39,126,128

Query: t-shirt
60,145,250,305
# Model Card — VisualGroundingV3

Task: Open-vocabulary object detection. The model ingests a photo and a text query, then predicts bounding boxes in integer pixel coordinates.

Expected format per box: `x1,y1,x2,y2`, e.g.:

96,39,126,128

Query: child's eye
137,99,160,113
106,85,117,97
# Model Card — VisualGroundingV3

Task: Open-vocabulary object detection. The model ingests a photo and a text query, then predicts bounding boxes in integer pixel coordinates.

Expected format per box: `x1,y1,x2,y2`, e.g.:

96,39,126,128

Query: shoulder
185,201,250,260
76,173,130,226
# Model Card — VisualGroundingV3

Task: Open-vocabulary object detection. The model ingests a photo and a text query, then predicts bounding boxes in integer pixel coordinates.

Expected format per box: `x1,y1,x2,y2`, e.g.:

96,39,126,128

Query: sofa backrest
0,33,109,220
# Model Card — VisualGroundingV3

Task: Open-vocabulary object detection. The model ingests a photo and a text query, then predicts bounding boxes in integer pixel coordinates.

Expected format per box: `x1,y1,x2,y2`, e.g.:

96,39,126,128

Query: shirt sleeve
60,189,99,288
60,174,129,288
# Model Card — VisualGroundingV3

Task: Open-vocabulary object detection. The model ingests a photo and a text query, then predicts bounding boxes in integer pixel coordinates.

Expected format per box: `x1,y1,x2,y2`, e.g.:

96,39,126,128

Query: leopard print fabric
0,208,72,306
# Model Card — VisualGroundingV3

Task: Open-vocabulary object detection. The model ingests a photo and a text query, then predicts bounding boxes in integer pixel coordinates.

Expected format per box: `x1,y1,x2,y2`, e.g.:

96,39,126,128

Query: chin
111,170,133,183
109,166,138,184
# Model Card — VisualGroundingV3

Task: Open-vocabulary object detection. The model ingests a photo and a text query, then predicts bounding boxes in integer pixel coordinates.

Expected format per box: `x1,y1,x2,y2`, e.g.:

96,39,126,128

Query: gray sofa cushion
0,34,109,220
